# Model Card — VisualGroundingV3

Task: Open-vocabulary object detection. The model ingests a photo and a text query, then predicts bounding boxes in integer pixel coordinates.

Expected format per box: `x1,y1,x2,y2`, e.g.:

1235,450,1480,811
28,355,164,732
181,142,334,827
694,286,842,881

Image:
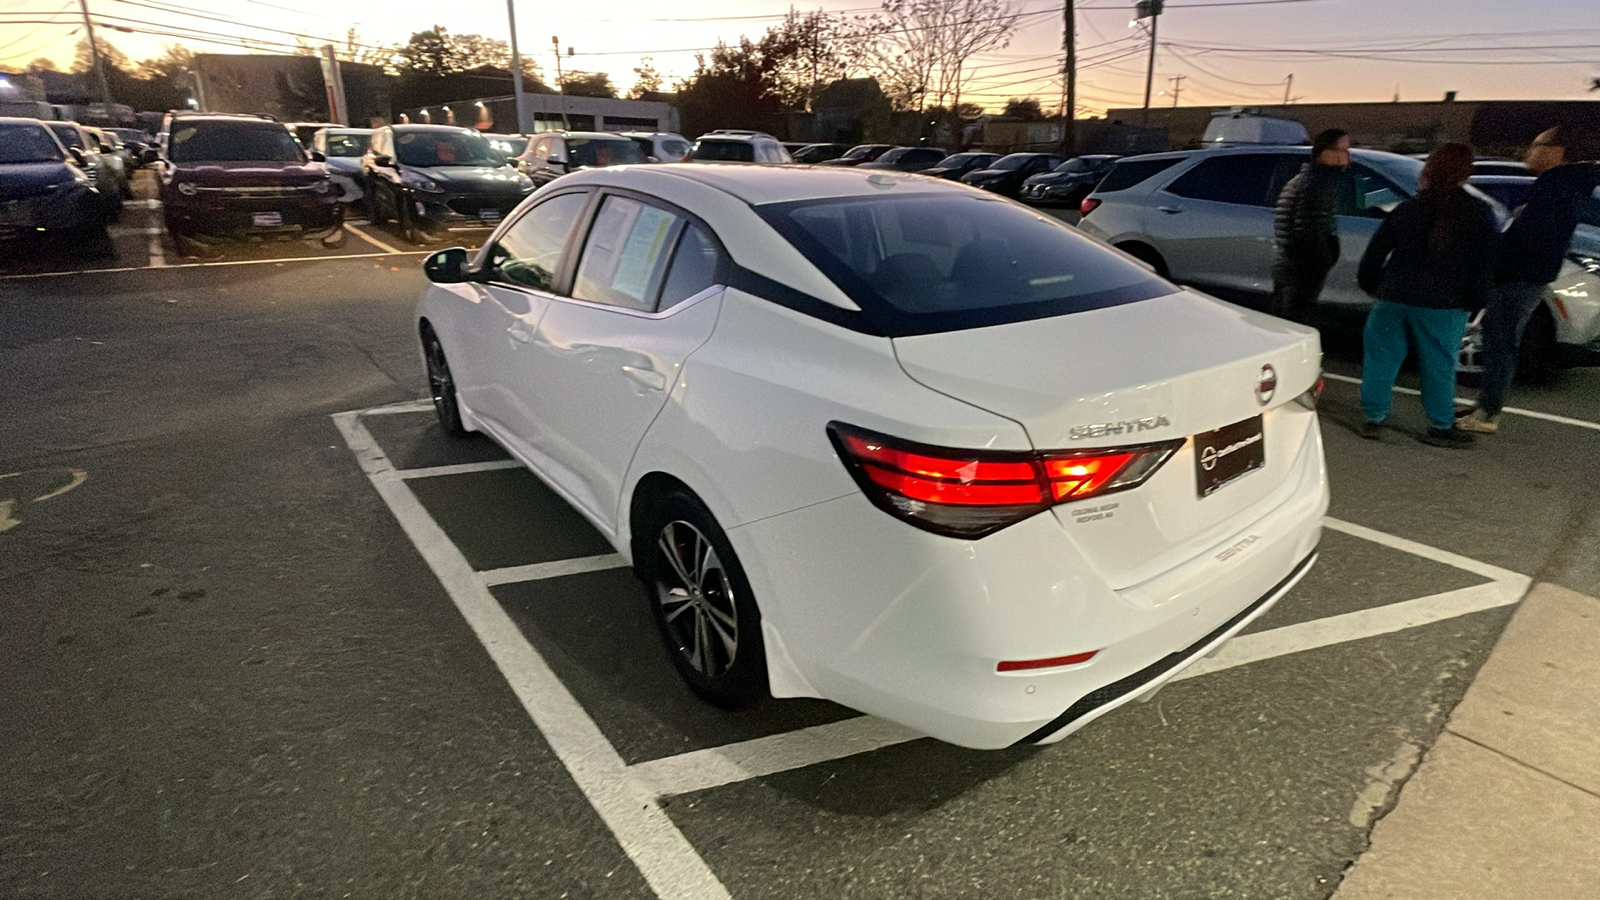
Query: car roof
318,127,373,134
695,133,778,144
391,124,484,134
564,162,968,206
545,131,636,140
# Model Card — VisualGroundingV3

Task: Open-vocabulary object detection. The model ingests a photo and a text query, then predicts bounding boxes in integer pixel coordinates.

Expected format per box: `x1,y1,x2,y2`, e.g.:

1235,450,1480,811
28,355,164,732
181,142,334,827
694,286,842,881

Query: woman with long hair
1355,142,1498,448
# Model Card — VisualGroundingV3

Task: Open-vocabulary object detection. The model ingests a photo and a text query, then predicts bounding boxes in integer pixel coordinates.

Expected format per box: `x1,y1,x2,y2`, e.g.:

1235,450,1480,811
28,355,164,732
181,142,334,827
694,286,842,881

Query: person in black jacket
1271,128,1350,323
1357,143,1498,449
1456,125,1600,434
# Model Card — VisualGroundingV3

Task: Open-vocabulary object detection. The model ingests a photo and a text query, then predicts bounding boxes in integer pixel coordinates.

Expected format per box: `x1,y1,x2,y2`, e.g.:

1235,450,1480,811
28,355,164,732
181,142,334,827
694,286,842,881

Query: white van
1201,109,1309,147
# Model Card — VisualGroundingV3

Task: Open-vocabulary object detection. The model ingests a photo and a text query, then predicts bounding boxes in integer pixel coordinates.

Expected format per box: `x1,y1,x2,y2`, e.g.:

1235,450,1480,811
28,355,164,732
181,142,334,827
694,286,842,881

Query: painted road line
0,250,431,281
110,225,165,236
480,554,629,587
1324,516,1526,583
395,459,524,479
345,221,404,255
333,411,731,900
629,716,924,800
147,230,166,268
1323,372,1600,432
361,399,434,416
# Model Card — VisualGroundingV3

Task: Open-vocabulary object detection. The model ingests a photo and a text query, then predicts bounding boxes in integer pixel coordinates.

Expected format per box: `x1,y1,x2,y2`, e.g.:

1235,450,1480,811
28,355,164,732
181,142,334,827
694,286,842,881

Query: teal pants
1360,301,1468,430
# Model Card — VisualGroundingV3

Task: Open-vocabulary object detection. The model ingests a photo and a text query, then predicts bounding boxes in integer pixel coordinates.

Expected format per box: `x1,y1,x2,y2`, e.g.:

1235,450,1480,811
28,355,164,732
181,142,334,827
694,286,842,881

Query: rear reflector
998,650,1099,672
829,423,1182,539
1079,197,1102,216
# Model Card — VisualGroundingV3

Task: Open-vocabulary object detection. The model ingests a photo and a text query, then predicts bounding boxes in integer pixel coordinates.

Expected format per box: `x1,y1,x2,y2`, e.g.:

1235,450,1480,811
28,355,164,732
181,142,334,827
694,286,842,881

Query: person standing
1356,143,1498,449
1457,125,1600,433
1271,128,1351,323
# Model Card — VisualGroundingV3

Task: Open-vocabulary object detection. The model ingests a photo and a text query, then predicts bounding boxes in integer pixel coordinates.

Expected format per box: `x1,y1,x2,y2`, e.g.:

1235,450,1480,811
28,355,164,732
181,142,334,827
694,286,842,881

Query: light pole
1136,0,1163,125
551,36,570,130
78,0,112,105
505,0,530,134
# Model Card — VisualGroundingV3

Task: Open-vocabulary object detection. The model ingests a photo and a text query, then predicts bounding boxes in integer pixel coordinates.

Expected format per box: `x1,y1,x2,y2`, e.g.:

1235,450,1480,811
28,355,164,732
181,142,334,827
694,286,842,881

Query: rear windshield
0,123,65,163
47,123,85,150
324,132,370,157
756,193,1171,336
1096,157,1183,193
692,140,754,162
568,138,647,167
395,130,502,167
169,122,304,163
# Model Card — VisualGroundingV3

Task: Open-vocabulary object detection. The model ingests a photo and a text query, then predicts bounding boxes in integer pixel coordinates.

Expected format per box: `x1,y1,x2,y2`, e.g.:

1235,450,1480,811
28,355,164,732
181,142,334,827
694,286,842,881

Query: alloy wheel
654,520,740,679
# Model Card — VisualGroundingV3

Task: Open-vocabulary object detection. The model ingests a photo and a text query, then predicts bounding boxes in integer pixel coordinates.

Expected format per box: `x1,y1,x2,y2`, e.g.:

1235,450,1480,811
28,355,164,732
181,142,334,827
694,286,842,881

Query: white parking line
345,221,404,255
333,410,731,900
361,399,434,416
395,459,524,479
1323,372,1600,432
480,554,629,587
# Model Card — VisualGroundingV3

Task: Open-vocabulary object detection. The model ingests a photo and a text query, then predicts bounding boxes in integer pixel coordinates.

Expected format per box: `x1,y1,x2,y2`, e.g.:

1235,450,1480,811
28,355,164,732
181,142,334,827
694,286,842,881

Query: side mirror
308,150,326,163
424,247,473,284
372,154,393,168
140,147,159,166
67,147,87,167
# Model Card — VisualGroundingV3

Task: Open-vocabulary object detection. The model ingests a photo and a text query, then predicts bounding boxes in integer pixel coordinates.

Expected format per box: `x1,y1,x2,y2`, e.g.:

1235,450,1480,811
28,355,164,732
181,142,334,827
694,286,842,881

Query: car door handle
1157,205,1185,214
622,366,667,392
507,323,534,344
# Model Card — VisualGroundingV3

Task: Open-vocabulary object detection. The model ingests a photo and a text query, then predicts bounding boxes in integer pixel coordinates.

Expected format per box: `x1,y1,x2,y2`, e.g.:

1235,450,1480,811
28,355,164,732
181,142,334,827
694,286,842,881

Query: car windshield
758,193,1170,336
992,155,1034,171
876,149,909,163
1053,159,1090,174
568,138,647,168
324,132,370,157
169,123,305,163
842,146,880,159
693,140,754,162
0,123,65,163
46,124,85,150
395,130,503,167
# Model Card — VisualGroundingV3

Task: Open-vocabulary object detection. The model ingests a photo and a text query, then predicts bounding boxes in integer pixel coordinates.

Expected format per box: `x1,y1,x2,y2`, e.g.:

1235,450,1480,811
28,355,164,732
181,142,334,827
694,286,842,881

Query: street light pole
78,0,112,105
551,36,570,130
505,0,530,134
1139,0,1162,125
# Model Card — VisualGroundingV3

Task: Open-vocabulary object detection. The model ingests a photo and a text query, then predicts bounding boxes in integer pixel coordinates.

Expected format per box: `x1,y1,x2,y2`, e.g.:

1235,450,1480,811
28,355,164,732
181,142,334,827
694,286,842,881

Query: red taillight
997,650,1098,672
1079,197,1102,216
829,423,1182,539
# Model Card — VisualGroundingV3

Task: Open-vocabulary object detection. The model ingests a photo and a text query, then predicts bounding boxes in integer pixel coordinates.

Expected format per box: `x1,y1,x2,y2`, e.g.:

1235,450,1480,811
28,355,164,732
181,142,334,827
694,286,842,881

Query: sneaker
1455,408,1499,434
1358,420,1385,440
1421,427,1475,449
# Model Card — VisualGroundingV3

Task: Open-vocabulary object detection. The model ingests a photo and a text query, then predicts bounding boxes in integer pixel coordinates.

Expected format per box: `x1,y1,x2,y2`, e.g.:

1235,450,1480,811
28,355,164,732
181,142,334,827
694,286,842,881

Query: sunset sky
2,0,1596,115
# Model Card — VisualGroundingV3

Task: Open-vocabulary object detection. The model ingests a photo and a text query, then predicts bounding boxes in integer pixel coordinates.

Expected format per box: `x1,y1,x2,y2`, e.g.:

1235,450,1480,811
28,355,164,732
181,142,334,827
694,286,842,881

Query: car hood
322,156,363,174
408,165,526,189
174,160,327,186
0,161,82,200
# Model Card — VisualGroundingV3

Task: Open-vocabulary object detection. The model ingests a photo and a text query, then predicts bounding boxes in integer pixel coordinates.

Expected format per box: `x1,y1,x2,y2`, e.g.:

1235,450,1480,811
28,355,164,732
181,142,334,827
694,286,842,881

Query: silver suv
1077,146,1600,370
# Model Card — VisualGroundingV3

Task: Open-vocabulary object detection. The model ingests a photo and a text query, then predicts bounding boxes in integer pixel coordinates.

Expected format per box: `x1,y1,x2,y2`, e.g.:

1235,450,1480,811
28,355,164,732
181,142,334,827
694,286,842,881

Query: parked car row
0,116,122,251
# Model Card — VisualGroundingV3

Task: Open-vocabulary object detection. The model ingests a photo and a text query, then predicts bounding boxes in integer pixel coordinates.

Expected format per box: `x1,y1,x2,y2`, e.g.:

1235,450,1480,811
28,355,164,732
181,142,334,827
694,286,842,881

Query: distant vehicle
619,131,692,163
156,112,343,256
1201,110,1309,146
310,127,373,203
361,123,535,244
790,143,851,165
1076,146,1600,373
817,144,895,167
782,142,810,157
961,152,1067,198
0,117,114,251
686,132,793,164
518,132,648,186
108,127,152,158
1019,154,1122,207
286,121,341,149
83,126,135,198
1472,159,1530,177
857,147,948,173
43,120,126,212
920,151,1001,181
483,134,530,160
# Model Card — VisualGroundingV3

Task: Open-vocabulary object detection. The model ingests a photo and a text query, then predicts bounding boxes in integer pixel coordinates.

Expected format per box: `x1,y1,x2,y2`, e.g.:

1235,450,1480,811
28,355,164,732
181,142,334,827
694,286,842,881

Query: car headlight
176,181,197,195
1568,252,1600,275
402,173,444,193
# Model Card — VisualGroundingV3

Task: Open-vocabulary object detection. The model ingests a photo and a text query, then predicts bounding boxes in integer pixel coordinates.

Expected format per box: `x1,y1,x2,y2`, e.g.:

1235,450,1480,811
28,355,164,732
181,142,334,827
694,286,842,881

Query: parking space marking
361,399,434,416
480,554,629,587
1323,373,1600,432
345,222,404,255
1323,516,1523,582
395,459,524,479
333,409,731,900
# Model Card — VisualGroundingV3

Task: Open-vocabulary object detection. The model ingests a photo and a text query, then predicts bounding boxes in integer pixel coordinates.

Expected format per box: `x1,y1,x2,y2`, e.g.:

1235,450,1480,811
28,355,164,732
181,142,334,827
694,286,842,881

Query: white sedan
415,164,1330,749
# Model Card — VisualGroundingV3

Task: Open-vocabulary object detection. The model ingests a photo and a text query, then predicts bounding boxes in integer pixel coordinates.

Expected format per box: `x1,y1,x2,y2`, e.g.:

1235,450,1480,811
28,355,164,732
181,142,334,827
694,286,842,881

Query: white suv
620,131,692,163
686,130,793,164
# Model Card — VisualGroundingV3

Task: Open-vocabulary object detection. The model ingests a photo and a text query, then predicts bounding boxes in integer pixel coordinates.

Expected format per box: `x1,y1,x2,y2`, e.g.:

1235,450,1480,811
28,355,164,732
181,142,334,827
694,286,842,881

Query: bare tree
850,0,1023,113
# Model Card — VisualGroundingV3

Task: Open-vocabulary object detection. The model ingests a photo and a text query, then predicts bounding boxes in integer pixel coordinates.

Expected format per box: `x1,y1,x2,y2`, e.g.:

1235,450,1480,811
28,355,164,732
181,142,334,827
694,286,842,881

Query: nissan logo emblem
1256,364,1277,405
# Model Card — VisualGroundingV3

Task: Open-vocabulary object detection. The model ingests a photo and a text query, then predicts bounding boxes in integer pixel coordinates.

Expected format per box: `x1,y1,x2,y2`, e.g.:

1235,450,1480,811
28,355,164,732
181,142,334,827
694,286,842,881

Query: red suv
155,113,342,255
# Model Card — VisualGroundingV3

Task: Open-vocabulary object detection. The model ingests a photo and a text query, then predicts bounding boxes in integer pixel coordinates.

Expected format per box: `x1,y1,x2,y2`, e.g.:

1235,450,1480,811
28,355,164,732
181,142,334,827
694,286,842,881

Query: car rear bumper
730,414,1328,749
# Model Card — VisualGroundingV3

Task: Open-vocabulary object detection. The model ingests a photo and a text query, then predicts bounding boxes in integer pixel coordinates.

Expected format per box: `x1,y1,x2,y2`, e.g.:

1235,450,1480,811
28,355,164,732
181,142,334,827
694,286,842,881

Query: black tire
635,487,767,709
422,328,466,437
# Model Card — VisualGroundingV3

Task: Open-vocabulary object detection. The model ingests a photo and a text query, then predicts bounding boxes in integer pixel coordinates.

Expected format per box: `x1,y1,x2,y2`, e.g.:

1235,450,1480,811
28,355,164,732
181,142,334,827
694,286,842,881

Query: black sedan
817,144,896,167
1019,154,1122,206
857,147,948,173
960,152,1067,198
362,124,535,244
0,117,113,251
791,143,851,164
920,152,1001,181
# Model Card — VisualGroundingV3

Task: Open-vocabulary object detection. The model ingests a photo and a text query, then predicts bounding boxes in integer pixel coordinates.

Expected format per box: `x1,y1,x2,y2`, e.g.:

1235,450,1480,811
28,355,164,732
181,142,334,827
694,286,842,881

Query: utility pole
1062,0,1076,156
551,36,570,130
1168,74,1184,107
78,0,112,105
506,0,531,134
1283,73,1293,107
1137,0,1162,125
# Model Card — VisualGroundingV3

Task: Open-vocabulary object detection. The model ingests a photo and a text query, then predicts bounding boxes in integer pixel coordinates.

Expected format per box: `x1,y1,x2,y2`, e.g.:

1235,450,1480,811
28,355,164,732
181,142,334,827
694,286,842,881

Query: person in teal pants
1355,143,1498,449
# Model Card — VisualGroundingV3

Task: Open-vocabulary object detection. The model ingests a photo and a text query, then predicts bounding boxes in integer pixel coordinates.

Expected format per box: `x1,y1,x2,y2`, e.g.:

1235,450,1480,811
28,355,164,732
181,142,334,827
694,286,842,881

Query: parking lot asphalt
4,180,1599,898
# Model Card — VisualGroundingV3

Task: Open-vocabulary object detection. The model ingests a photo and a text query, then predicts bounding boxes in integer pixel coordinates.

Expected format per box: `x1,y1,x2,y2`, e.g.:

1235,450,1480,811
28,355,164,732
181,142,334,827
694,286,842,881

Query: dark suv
156,113,342,255
362,124,535,244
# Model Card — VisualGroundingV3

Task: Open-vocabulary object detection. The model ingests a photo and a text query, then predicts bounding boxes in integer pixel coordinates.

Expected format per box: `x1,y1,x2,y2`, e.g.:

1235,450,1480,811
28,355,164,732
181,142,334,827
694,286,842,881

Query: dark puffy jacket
1273,162,1344,272
1358,187,1498,311
1496,161,1600,285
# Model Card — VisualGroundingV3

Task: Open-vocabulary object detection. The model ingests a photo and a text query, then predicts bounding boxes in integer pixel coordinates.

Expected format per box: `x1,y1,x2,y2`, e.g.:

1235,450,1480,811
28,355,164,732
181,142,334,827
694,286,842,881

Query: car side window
486,192,589,291
658,223,725,310
1166,155,1279,207
572,195,688,311
1346,164,1407,217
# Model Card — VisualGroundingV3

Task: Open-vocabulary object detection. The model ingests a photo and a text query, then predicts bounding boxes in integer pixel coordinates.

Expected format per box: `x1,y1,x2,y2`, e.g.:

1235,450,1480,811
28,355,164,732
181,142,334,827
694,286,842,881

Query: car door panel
1152,154,1281,294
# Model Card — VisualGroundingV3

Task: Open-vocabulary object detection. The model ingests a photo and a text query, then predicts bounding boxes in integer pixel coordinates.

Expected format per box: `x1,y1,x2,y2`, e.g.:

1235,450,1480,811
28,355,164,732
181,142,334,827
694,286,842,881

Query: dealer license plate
253,211,282,227
1194,416,1265,497
478,208,501,222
